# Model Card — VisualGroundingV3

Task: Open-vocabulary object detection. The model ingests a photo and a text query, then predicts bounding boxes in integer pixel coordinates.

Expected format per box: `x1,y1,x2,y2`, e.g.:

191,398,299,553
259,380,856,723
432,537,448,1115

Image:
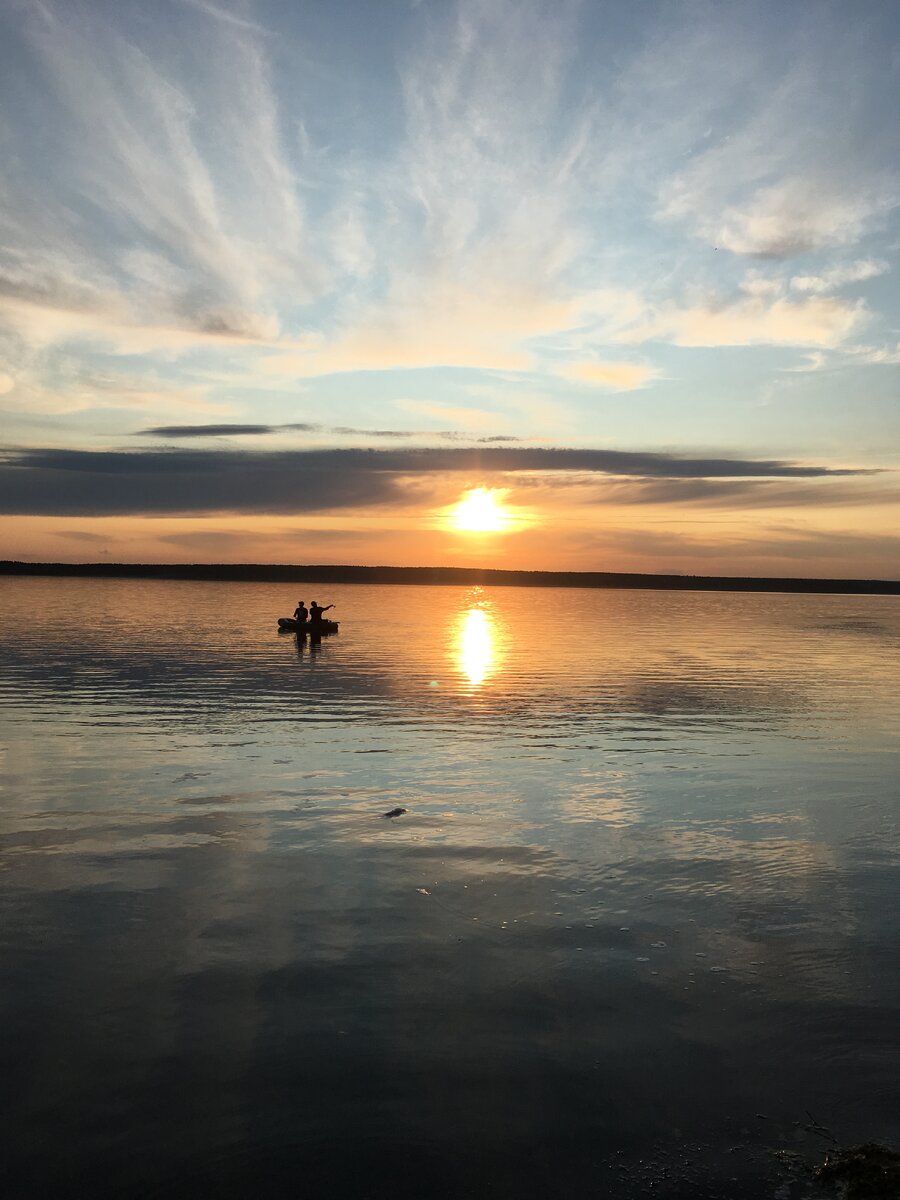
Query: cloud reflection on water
2,579,900,1197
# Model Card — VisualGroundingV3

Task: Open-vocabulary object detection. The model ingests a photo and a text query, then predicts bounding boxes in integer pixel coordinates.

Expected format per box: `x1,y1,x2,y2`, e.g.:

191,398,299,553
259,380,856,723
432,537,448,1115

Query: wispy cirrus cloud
177,0,272,37
790,259,886,295
561,361,660,390
0,0,315,354
849,342,900,366
627,290,867,350
663,174,897,261
653,15,900,260
1,0,895,379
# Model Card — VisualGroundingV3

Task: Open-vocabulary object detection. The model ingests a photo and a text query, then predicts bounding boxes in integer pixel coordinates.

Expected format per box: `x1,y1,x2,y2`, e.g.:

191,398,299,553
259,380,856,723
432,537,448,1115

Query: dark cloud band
136,423,528,442
139,424,296,437
0,445,876,516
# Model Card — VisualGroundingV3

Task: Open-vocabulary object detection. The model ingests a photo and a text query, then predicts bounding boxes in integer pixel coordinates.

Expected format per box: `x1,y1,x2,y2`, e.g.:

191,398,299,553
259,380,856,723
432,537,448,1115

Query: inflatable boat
277,617,339,634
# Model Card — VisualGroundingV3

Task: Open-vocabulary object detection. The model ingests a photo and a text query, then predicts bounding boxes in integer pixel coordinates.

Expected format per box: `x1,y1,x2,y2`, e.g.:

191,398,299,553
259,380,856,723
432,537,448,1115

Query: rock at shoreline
816,1142,900,1198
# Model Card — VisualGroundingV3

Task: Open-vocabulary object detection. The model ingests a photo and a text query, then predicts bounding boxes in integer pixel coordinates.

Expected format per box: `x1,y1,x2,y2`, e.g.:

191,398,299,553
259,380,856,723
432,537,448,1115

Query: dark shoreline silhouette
2,560,898,595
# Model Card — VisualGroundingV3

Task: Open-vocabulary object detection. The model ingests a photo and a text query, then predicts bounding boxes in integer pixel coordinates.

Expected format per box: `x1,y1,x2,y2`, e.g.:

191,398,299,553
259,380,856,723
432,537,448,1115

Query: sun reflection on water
456,607,497,687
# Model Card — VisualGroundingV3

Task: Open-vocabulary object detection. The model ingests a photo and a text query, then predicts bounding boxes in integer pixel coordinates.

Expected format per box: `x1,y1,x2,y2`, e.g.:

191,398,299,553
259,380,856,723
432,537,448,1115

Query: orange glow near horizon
450,487,513,533
5,484,900,579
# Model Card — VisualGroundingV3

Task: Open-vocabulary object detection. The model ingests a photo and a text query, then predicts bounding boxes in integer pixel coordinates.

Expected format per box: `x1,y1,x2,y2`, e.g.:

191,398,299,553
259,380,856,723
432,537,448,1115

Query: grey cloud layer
0,446,874,516
139,424,317,437
137,424,528,441
580,477,897,509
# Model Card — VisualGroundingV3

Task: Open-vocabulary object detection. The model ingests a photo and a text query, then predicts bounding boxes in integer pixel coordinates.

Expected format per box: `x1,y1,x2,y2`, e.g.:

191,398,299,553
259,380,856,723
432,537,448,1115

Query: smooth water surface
1,578,899,1197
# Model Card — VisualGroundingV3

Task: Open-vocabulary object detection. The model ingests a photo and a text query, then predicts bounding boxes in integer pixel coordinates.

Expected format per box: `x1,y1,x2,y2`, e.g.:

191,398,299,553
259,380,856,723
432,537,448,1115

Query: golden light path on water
456,606,498,686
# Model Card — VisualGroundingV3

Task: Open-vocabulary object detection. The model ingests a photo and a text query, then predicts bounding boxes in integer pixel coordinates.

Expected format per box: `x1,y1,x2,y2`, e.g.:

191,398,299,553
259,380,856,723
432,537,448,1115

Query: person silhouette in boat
293,600,309,625
309,600,334,624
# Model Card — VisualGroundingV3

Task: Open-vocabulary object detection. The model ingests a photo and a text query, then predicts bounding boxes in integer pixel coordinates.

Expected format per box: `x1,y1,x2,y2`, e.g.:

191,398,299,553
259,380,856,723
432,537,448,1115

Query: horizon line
2,561,899,596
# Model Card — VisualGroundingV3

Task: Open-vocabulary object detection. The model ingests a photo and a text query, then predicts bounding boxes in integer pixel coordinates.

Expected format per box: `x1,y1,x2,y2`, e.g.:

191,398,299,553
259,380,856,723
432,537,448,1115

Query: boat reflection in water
455,605,499,687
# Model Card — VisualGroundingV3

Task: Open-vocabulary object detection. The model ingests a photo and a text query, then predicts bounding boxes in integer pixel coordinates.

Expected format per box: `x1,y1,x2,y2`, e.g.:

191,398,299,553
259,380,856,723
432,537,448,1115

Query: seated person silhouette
293,601,309,625
309,600,334,623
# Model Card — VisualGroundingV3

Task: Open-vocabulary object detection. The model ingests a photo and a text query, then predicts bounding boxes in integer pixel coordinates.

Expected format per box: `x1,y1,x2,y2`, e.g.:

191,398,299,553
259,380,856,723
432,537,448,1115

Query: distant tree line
1,561,898,595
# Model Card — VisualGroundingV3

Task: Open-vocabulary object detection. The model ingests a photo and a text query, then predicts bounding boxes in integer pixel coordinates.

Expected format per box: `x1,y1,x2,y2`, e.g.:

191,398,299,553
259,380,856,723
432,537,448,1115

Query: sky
1,0,899,577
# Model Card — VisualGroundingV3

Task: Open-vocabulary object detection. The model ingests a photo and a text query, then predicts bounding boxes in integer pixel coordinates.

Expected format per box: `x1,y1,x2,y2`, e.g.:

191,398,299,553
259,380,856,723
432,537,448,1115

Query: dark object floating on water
816,1142,900,1198
277,617,339,633
383,808,407,818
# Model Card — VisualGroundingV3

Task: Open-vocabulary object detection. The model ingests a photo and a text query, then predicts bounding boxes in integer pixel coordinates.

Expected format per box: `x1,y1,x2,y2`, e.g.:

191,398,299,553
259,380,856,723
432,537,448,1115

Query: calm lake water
1,577,899,1198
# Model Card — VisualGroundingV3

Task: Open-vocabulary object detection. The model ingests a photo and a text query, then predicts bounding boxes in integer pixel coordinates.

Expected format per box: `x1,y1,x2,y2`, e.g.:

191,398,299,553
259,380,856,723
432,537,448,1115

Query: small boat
277,617,339,634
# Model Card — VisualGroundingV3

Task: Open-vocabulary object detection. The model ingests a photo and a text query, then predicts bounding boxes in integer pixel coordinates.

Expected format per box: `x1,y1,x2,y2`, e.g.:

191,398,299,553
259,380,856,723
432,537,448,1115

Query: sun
451,487,512,533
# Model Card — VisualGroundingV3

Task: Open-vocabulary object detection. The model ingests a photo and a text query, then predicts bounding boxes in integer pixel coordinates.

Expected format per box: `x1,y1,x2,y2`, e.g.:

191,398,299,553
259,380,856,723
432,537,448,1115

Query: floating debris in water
416,888,430,896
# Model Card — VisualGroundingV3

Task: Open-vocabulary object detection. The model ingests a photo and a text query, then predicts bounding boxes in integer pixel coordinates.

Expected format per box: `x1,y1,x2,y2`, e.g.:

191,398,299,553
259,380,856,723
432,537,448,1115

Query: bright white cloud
3,359,234,416
630,293,866,350
702,179,895,259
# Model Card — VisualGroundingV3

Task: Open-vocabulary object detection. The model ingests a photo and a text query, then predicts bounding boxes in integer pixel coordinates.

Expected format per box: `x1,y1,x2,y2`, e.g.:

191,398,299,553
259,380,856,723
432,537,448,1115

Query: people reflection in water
293,600,309,625
309,600,333,623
